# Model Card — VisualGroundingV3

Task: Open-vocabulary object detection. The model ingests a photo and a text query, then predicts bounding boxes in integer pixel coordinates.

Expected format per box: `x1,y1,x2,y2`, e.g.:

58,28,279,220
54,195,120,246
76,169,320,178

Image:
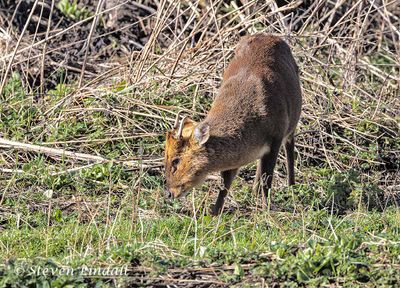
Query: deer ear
194,123,210,145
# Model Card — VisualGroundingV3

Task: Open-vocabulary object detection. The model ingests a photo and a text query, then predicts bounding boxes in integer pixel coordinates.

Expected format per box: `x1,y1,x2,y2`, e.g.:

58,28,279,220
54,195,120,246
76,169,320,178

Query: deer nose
165,189,173,199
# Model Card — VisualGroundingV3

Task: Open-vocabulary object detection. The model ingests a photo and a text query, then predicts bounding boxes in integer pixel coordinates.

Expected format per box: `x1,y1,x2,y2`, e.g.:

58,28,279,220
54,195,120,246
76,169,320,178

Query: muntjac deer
164,33,302,215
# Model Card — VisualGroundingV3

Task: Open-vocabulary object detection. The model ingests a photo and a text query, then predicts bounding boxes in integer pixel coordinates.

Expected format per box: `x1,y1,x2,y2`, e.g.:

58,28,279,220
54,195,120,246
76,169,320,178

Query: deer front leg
211,168,238,215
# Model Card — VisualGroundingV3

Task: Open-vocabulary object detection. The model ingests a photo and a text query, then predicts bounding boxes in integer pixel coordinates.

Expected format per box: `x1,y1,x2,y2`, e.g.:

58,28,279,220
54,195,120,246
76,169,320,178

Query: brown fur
165,33,302,214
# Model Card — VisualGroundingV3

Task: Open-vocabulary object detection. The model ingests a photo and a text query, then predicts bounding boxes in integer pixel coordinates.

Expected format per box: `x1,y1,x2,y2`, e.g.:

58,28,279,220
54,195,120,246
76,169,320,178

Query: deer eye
171,157,180,173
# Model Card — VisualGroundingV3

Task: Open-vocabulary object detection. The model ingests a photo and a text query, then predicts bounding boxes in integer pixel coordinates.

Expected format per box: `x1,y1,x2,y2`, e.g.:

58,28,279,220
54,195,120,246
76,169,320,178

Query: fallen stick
0,137,106,162
0,138,163,170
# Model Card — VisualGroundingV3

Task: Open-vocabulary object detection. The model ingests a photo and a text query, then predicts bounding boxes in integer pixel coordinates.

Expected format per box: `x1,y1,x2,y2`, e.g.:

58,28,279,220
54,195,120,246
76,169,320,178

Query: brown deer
164,33,302,215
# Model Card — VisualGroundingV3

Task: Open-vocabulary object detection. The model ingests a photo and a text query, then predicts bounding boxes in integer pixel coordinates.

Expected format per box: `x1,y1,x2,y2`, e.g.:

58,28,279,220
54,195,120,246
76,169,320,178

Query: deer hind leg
258,140,282,206
284,133,296,186
253,161,262,193
211,168,238,215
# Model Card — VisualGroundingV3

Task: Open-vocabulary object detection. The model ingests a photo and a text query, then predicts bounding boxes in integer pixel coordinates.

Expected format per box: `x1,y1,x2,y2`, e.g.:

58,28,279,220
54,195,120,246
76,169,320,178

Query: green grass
1,206,400,286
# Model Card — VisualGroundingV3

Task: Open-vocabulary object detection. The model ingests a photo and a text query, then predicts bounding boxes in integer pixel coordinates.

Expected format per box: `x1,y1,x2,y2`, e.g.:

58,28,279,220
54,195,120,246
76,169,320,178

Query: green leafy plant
57,0,91,20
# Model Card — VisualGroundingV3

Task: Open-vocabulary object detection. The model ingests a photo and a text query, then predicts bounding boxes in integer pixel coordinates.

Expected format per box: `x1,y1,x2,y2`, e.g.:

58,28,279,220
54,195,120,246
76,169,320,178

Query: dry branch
0,137,106,162
0,138,163,170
